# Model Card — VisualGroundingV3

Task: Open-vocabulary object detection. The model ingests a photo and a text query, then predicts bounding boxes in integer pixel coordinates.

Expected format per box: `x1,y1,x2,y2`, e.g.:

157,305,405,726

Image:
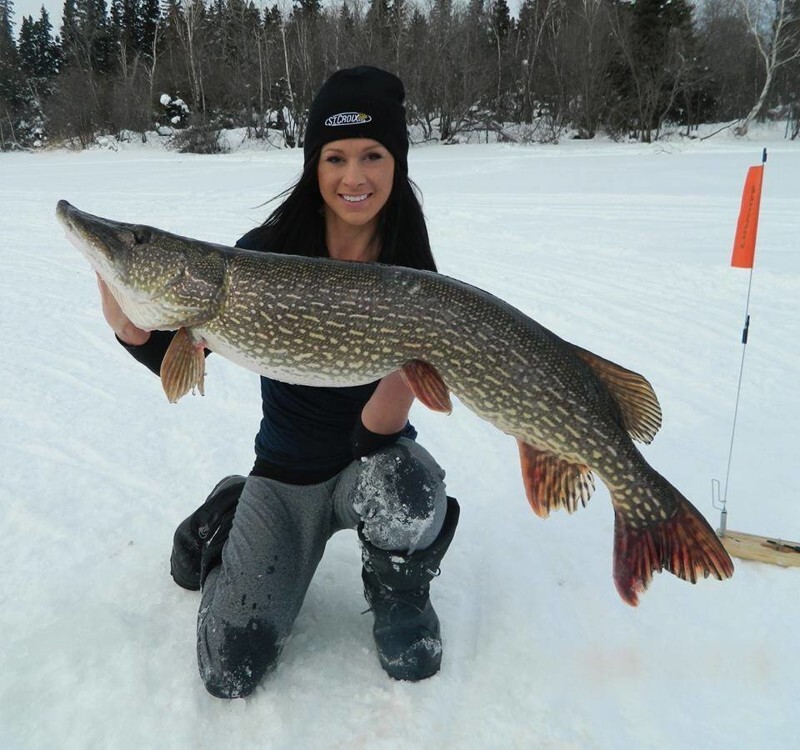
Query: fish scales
57,200,733,605
205,252,635,471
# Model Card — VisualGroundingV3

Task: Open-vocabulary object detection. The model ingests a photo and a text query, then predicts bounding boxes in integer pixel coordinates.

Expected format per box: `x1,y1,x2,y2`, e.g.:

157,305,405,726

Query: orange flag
730,164,764,269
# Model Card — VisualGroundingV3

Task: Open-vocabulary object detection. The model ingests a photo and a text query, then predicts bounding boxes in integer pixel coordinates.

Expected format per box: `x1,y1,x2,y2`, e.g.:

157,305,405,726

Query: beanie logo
324,112,372,127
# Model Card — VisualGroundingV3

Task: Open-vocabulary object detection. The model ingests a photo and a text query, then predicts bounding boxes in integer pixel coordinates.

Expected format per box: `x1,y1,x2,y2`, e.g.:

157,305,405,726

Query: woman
98,66,459,699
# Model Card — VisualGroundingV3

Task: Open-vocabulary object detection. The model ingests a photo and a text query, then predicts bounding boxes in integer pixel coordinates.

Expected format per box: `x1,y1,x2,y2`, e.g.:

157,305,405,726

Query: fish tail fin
612,481,734,606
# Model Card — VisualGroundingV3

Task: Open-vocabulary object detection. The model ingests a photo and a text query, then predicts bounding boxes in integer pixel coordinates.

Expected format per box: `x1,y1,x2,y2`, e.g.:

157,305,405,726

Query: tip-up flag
731,151,766,269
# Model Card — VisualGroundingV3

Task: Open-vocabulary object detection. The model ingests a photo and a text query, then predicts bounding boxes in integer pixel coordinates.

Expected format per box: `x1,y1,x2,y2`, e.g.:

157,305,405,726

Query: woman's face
317,138,395,232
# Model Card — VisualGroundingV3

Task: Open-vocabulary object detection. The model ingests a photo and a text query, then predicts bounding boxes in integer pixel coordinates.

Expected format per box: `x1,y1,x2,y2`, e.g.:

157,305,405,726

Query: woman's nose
342,162,366,187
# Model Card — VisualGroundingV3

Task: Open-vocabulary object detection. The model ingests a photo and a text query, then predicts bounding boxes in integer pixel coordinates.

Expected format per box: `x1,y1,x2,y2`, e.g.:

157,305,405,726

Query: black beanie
303,66,409,174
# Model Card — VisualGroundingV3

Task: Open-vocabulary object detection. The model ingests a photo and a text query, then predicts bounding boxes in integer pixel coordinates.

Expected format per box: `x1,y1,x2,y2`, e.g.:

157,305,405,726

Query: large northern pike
57,200,733,605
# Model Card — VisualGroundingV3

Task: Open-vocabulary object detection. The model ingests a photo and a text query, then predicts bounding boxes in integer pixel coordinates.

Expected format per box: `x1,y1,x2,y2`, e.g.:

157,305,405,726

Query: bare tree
560,0,615,138
735,0,800,134
175,0,207,113
515,0,561,124
145,15,163,117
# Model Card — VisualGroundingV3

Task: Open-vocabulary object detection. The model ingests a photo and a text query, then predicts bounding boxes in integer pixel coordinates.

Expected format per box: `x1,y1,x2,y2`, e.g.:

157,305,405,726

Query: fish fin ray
401,360,452,413
571,345,662,444
612,486,734,606
517,440,595,518
160,327,206,403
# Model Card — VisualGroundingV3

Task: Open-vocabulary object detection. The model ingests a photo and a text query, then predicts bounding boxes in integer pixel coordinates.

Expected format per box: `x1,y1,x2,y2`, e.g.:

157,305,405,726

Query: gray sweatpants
196,438,447,699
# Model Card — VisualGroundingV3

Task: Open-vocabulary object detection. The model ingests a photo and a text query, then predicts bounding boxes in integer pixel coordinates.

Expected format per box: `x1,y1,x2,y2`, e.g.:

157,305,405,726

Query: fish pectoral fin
517,440,595,518
160,327,206,403
401,360,452,414
612,484,734,607
571,344,662,444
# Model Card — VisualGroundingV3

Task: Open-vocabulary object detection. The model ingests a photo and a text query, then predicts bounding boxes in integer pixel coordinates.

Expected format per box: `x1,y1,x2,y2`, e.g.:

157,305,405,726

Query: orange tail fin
612,487,734,606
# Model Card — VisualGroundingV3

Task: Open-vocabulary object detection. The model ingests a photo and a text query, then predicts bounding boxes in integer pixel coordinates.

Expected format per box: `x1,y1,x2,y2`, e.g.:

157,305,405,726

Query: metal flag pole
714,148,767,536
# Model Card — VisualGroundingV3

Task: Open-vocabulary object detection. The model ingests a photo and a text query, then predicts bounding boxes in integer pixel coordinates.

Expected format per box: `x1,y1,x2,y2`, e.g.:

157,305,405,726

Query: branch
700,120,740,140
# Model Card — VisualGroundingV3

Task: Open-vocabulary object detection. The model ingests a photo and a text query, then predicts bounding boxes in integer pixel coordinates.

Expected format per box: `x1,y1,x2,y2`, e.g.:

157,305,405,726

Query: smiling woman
317,139,396,259
96,65,460,698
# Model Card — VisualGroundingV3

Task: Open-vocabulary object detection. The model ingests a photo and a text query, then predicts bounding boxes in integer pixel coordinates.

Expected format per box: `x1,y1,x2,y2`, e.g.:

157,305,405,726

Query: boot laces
362,584,429,618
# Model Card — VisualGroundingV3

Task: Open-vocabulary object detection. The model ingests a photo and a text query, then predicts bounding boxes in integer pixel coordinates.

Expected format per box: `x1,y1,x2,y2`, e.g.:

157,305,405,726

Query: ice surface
1,124,798,749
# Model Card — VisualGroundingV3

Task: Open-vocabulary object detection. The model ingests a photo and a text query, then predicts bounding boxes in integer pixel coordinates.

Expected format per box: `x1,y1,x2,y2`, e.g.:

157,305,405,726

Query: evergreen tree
292,0,321,22
366,0,391,51
486,0,513,118
488,0,511,40
0,0,23,108
19,8,59,79
631,0,691,74
85,0,114,73
18,14,34,68
138,0,159,58
264,2,281,28
60,0,114,73
610,0,694,140
60,0,80,65
110,0,139,60
15,7,58,144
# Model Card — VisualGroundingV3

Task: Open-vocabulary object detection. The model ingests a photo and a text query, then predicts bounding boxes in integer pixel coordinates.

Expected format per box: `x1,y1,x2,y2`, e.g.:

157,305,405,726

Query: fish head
57,200,226,330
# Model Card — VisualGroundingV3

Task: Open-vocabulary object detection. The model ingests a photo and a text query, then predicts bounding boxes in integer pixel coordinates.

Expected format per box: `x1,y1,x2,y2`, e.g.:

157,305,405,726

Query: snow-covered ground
2,127,798,749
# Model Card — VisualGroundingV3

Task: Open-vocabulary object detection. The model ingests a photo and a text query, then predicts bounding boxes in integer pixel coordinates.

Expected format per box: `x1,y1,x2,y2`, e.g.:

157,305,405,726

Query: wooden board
719,529,800,568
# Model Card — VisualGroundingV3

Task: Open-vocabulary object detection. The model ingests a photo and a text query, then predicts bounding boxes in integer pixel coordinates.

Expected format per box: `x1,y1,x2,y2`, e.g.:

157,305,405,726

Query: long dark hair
240,150,437,273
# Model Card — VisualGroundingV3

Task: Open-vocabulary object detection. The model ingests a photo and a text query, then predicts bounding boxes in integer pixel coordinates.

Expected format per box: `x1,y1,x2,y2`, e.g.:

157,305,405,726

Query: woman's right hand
97,274,151,346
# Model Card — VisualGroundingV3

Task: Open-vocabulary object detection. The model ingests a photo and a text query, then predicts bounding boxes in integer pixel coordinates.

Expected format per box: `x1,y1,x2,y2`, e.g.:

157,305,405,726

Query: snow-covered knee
354,441,447,553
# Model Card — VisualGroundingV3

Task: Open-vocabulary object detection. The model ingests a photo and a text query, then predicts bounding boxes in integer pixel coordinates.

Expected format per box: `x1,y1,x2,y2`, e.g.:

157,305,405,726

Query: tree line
0,0,798,151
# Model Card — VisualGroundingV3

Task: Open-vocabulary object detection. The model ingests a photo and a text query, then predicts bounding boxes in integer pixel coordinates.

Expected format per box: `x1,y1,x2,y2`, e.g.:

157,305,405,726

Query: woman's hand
96,274,150,346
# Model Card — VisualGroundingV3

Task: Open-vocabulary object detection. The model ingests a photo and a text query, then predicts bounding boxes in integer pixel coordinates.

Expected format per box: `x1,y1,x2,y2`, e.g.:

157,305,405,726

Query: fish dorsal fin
517,440,596,518
160,327,206,403
571,345,662,444
401,360,452,414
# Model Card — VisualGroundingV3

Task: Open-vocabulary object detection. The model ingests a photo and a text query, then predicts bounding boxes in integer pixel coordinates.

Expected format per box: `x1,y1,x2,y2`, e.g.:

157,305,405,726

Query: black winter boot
170,475,246,590
359,497,460,681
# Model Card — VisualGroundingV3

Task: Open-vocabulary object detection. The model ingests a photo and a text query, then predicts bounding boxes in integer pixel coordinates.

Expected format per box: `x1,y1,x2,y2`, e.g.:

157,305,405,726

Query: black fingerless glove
351,417,404,460
115,330,175,376
116,330,211,377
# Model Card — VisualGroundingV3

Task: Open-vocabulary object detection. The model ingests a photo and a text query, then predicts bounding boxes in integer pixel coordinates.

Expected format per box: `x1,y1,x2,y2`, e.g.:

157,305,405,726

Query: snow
2,126,798,749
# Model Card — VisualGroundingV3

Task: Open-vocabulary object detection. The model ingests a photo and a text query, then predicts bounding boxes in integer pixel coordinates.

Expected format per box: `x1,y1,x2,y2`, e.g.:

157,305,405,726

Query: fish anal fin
160,327,206,403
401,360,452,414
517,440,595,518
571,345,663,444
612,489,734,607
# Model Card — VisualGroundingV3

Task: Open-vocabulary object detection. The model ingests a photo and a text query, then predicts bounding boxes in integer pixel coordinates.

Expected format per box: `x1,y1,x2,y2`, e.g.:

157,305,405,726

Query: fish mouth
57,200,102,254
55,199,71,220
56,200,100,238
56,199,134,292
55,199,80,235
